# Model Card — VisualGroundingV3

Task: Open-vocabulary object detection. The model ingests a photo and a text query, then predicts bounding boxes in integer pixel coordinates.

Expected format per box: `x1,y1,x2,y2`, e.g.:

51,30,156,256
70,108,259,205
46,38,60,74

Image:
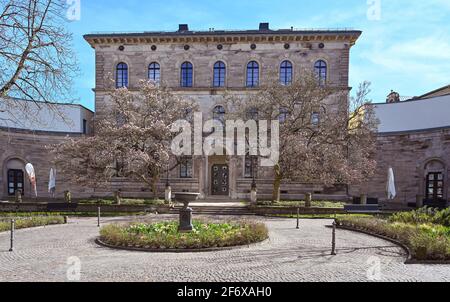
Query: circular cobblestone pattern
0,215,449,282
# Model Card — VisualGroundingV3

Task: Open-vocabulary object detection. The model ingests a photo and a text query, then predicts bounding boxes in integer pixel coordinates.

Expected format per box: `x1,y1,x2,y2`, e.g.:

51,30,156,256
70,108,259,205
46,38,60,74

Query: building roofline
417,84,450,99
84,28,362,47
1,97,94,113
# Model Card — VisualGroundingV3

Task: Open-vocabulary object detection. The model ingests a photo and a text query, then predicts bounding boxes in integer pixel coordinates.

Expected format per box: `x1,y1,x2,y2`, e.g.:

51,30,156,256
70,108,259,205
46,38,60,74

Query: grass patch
255,200,346,209
337,207,450,261
0,216,65,232
100,220,269,250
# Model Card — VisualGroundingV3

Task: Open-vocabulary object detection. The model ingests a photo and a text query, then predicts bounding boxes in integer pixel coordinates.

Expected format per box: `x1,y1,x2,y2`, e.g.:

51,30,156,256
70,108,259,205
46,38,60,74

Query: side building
0,99,94,199
84,23,362,200
350,89,450,209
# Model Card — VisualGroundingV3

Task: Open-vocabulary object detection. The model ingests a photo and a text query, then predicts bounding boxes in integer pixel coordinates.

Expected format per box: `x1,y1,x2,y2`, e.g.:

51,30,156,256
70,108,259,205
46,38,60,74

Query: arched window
213,105,226,122
180,62,193,87
246,61,259,87
280,60,293,85
148,62,161,84
314,60,327,85
213,61,226,87
116,62,128,88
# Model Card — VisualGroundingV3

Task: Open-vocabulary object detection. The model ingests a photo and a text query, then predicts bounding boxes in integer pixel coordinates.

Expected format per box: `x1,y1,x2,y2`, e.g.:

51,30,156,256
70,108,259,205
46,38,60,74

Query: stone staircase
170,204,255,216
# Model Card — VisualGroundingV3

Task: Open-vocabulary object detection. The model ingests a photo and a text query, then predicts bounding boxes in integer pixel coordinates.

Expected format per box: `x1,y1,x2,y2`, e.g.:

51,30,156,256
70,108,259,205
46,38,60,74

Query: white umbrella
25,163,37,197
387,167,397,200
48,168,56,197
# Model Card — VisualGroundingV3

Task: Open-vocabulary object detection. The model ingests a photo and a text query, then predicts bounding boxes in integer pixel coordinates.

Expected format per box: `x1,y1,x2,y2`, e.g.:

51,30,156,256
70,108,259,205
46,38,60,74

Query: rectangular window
82,119,87,134
180,158,193,178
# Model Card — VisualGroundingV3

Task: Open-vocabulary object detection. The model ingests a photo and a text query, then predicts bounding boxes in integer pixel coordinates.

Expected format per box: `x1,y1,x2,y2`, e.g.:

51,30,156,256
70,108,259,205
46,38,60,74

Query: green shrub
100,220,269,250
390,207,450,227
0,216,65,232
337,215,450,261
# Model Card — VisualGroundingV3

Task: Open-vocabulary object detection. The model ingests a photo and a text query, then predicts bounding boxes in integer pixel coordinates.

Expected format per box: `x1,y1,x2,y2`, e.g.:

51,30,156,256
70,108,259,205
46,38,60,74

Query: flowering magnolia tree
226,72,378,202
53,81,196,197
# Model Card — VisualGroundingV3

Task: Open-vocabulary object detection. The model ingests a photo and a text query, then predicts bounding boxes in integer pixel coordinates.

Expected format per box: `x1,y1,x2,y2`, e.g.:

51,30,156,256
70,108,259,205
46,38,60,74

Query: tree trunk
272,164,282,203
151,175,160,199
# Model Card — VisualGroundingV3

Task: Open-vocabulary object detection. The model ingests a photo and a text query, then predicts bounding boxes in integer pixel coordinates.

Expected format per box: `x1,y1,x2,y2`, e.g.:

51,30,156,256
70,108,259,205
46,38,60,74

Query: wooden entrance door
7,169,24,196
211,164,229,196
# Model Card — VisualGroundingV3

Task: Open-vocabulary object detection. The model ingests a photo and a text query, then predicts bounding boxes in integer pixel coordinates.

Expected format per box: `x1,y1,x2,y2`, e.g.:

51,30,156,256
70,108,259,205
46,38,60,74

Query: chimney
259,22,270,31
386,90,400,103
178,24,189,32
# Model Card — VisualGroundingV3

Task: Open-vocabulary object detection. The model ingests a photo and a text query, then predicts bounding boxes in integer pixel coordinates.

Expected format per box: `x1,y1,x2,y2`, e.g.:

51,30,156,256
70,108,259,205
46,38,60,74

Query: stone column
230,157,238,199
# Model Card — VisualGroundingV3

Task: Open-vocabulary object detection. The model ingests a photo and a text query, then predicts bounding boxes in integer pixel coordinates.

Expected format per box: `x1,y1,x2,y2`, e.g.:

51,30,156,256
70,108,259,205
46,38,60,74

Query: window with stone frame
246,61,259,87
116,62,129,88
180,61,193,87
148,62,161,84
180,157,193,178
213,61,226,87
314,60,327,85
280,60,293,85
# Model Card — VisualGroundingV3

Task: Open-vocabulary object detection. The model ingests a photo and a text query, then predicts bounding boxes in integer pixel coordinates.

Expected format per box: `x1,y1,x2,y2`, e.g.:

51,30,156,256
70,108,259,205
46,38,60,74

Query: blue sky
68,0,450,110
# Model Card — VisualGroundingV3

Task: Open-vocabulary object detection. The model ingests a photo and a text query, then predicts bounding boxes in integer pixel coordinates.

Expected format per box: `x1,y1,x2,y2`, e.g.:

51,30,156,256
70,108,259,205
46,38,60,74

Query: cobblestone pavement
0,215,449,282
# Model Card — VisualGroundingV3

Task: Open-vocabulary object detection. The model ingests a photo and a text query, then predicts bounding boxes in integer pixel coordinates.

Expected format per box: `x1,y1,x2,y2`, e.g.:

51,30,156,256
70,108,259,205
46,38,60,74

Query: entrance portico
200,155,238,200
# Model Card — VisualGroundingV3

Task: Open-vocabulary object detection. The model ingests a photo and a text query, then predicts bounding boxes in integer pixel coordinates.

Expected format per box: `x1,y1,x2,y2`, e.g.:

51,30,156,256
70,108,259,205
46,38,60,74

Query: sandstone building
83,23,361,200
0,23,448,208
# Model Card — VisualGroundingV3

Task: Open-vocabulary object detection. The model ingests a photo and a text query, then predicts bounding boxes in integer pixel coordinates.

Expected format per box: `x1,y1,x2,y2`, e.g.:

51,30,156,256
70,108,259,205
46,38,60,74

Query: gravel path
0,215,448,282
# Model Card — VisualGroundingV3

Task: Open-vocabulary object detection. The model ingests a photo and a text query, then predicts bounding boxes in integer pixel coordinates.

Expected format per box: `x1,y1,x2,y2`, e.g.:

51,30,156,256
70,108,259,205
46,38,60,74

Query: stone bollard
305,193,312,208
165,185,172,204
250,186,258,204
360,194,368,205
9,219,15,252
114,190,122,205
15,190,22,203
331,220,337,256
64,191,72,203
97,207,101,228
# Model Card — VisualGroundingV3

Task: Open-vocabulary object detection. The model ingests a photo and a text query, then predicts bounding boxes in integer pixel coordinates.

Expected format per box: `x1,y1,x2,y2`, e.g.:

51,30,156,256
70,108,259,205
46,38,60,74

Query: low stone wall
0,202,172,214
250,206,347,216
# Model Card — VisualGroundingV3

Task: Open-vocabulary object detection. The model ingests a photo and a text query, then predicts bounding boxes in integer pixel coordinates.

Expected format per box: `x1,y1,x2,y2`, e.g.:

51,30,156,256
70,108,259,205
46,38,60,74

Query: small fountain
173,192,200,232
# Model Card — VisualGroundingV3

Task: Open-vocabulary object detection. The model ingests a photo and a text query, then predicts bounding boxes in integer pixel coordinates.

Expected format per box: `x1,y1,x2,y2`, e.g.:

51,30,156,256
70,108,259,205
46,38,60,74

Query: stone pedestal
361,194,368,205
305,193,312,208
15,190,22,203
416,195,424,208
165,186,172,203
250,188,258,204
174,192,199,233
179,206,194,233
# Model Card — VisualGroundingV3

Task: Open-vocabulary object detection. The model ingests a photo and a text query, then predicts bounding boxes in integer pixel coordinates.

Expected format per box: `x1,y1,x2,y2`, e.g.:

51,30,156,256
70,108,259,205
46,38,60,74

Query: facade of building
1,22,447,206
83,23,361,200
350,92,450,208
0,100,93,199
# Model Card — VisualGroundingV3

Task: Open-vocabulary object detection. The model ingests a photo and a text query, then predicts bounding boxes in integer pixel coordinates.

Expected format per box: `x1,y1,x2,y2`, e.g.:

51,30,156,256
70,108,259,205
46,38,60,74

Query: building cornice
84,29,362,48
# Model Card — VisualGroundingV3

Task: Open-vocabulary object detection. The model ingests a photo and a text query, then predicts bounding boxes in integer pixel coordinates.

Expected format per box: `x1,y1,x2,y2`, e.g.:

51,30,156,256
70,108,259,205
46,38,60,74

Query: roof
84,27,362,47
374,94,450,134
417,84,450,99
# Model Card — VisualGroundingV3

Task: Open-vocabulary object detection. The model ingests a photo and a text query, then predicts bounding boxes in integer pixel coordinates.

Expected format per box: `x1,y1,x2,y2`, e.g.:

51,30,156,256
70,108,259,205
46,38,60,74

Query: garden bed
0,216,65,232
254,200,346,208
98,220,269,252
336,208,450,263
